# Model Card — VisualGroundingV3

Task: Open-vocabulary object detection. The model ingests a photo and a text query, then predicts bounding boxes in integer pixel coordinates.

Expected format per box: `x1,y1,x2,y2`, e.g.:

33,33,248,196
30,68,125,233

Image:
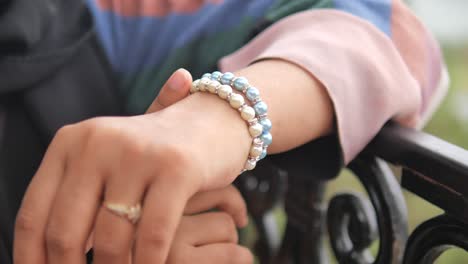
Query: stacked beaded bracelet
190,71,272,172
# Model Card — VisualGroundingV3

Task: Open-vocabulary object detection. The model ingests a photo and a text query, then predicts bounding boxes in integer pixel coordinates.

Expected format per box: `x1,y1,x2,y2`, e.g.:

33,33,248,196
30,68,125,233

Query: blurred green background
326,1,468,262
248,1,468,263
329,1,468,262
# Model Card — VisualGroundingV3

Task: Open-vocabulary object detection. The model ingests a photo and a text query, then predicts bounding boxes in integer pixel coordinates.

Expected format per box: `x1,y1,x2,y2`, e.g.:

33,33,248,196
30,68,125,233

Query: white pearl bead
208,80,220,94
199,77,210,92
218,85,232,99
240,106,256,121
249,123,263,137
229,93,245,109
250,146,263,157
245,159,257,171
191,80,200,93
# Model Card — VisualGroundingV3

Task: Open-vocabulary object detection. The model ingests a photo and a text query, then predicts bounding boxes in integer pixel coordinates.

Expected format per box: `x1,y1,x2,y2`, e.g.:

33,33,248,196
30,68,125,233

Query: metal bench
236,122,468,264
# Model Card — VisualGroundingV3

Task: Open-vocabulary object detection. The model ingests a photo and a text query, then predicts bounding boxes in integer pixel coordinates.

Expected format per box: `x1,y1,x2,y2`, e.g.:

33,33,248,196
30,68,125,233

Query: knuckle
83,118,146,158
120,137,148,161
159,143,190,165
15,209,38,234
217,213,238,242
45,227,78,254
53,124,79,145
156,142,204,179
224,186,246,211
138,224,171,250
82,118,128,153
54,125,71,140
218,212,236,228
84,118,116,142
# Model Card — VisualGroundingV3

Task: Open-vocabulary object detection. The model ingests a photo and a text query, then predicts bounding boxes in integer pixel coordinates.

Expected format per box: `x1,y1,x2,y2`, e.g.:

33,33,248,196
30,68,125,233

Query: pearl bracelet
191,72,272,172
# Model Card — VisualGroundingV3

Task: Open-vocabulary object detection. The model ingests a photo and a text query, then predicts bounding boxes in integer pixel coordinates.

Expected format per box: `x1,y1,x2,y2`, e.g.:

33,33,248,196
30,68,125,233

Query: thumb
146,68,193,113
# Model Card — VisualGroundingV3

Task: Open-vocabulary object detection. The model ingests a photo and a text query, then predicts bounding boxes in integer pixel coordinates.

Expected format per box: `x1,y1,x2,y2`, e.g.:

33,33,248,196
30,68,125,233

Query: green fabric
265,0,333,22
124,18,258,113
124,1,332,114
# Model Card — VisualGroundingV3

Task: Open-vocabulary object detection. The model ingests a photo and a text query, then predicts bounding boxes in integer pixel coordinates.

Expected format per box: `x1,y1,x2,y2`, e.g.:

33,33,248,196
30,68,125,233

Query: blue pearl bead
261,132,273,146
259,118,272,132
221,72,235,85
202,73,212,79
246,87,260,101
259,149,267,160
211,71,222,81
254,102,268,116
233,77,249,91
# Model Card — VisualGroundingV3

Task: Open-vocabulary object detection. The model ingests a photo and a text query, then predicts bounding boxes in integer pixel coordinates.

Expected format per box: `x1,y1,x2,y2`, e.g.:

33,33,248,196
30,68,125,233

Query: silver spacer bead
199,77,211,92
237,104,248,112
248,118,258,126
258,113,268,119
252,156,261,162
230,78,237,87
253,137,264,147
209,81,220,94
251,156,261,162
253,97,262,104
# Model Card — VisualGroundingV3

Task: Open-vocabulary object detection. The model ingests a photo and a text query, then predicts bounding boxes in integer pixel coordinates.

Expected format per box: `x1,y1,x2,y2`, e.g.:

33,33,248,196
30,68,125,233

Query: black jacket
0,0,122,262
0,1,346,263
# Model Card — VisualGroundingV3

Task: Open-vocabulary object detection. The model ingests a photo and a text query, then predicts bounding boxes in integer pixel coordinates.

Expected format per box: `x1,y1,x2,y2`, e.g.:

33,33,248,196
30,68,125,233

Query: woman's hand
14,69,252,264
169,212,251,264
167,185,252,264
14,56,334,264
86,185,253,263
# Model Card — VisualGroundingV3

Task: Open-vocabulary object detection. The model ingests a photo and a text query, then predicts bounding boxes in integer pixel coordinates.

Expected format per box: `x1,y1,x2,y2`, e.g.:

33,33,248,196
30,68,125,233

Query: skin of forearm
141,58,335,184
12,59,334,264
234,59,334,154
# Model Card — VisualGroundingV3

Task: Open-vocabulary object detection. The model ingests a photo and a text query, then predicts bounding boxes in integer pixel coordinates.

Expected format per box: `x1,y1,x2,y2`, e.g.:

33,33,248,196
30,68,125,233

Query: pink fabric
219,9,446,163
390,0,445,116
96,0,221,16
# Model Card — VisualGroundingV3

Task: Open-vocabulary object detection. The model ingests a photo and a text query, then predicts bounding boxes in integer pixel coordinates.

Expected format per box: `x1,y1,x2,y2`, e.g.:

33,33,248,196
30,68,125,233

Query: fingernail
168,69,187,91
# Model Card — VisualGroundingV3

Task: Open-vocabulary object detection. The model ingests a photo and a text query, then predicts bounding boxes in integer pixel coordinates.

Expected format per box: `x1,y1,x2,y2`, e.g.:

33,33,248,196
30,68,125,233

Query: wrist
151,92,251,188
233,60,334,153
193,72,274,169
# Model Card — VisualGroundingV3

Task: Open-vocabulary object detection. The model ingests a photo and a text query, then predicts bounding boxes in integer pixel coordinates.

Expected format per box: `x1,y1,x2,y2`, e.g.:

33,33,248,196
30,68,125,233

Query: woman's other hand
168,185,252,264
14,68,251,264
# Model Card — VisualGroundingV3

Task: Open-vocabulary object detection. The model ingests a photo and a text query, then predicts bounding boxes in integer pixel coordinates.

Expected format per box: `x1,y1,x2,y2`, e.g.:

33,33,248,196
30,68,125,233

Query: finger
14,126,76,264
177,212,238,246
185,185,248,227
45,158,104,264
191,244,254,264
133,178,193,263
92,174,148,264
146,68,192,113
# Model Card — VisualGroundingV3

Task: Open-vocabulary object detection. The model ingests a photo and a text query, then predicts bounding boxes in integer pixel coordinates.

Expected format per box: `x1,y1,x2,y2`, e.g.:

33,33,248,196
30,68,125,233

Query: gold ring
105,203,142,224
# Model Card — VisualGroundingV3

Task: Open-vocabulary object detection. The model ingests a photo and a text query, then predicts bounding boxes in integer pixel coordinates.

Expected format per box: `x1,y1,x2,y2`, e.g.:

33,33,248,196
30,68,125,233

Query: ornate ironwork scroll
403,215,468,263
327,157,408,264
